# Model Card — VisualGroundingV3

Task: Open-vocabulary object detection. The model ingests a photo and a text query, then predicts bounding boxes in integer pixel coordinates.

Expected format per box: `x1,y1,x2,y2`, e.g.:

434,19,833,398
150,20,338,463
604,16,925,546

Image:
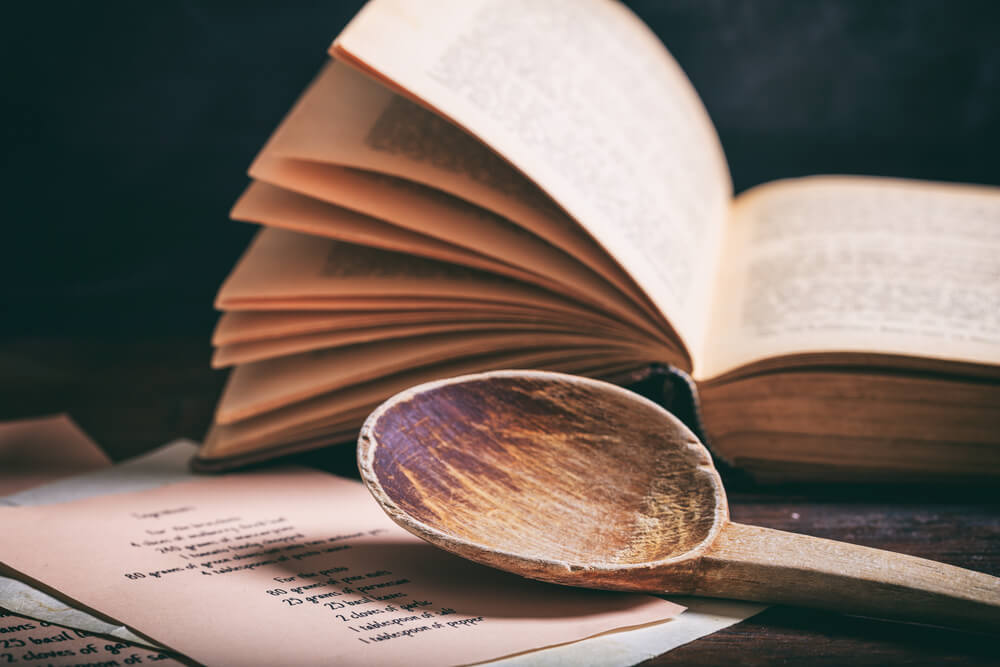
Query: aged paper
3,441,763,665
213,309,571,344
231,180,530,282
212,320,617,368
212,308,629,346
217,227,647,332
0,610,183,667
255,61,651,322
0,438,196,663
0,415,109,496
1,442,198,647
247,156,666,335
0,469,685,666
333,0,731,358
702,176,1000,378
491,597,764,667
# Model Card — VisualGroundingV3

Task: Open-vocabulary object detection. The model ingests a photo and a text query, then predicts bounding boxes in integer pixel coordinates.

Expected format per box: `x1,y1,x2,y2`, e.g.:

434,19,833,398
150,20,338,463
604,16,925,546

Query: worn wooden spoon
358,370,1000,631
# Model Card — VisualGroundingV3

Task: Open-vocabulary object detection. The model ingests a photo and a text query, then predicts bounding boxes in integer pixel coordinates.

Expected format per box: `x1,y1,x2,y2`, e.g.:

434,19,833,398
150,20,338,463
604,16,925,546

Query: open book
201,0,1000,482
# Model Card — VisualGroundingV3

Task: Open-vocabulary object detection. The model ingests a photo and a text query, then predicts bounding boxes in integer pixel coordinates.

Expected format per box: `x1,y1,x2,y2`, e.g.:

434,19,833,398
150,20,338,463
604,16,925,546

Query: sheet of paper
1,441,199,649
0,609,184,666
3,440,198,507
0,468,687,666
2,438,763,665
0,577,161,651
703,176,1000,378
491,597,764,667
0,415,110,496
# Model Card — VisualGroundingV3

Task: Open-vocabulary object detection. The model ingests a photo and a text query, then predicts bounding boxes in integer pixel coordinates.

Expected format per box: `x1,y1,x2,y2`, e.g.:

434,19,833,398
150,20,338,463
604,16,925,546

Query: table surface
2,336,998,665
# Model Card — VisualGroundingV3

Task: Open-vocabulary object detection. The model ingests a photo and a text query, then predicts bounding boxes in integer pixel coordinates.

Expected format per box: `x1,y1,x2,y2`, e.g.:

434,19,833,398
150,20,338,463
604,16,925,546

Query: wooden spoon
358,370,1000,631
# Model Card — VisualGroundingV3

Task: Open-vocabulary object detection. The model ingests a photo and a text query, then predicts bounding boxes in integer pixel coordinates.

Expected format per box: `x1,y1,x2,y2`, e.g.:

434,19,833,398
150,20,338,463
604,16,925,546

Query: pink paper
0,469,682,666
0,415,110,495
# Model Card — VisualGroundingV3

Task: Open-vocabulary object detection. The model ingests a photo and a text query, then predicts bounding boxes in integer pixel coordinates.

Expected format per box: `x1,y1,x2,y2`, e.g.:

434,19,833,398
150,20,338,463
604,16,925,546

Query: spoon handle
692,522,1000,631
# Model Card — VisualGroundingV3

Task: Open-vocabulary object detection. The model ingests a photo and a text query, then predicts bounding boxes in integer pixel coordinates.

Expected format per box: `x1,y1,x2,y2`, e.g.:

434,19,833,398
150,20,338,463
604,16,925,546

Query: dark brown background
1,2,998,664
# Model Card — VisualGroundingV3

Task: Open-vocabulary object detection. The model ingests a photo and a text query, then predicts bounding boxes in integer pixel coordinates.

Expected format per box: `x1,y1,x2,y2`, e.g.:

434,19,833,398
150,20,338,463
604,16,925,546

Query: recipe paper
0,609,184,666
0,468,684,666
0,441,200,649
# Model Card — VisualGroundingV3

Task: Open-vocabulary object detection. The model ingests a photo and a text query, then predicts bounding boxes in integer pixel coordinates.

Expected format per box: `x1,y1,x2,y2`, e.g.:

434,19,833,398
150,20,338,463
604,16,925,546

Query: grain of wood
359,370,1000,632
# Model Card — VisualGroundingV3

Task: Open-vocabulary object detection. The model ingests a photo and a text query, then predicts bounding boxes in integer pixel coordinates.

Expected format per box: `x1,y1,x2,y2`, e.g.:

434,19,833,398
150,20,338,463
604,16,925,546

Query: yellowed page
212,309,628,345
232,180,532,281
218,228,675,353
219,227,598,319
212,321,627,368
0,470,682,666
236,173,668,341
332,0,731,359
225,296,569,313
702,176,1000,379
215,330,647,424
257,61,657,326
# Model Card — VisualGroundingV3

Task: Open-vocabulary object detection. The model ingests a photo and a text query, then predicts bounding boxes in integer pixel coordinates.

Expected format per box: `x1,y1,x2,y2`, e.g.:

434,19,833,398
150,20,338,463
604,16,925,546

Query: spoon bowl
359,370,1000,630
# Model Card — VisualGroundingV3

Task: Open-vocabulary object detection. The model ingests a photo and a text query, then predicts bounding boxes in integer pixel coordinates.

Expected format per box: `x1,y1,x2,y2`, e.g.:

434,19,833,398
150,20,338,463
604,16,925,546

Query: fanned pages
203,0,999,481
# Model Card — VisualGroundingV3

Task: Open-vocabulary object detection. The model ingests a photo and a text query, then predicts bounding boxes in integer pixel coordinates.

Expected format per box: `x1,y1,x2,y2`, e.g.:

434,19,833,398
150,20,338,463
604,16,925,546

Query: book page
332,0,731,357
256,61,659,329
232,180,533,281
0,470,683,666
235,174,669,341
212,309,630,345
212,320,625,368
701,177,1000,378
218,228,655,332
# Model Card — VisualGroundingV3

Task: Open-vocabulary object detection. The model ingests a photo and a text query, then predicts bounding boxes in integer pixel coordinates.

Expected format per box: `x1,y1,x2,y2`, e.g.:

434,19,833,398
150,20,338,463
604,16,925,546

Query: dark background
3,0,998,341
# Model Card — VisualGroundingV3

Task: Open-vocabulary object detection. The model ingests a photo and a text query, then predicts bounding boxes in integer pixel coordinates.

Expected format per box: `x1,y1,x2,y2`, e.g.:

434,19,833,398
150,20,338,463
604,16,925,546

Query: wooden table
2,337,997,665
